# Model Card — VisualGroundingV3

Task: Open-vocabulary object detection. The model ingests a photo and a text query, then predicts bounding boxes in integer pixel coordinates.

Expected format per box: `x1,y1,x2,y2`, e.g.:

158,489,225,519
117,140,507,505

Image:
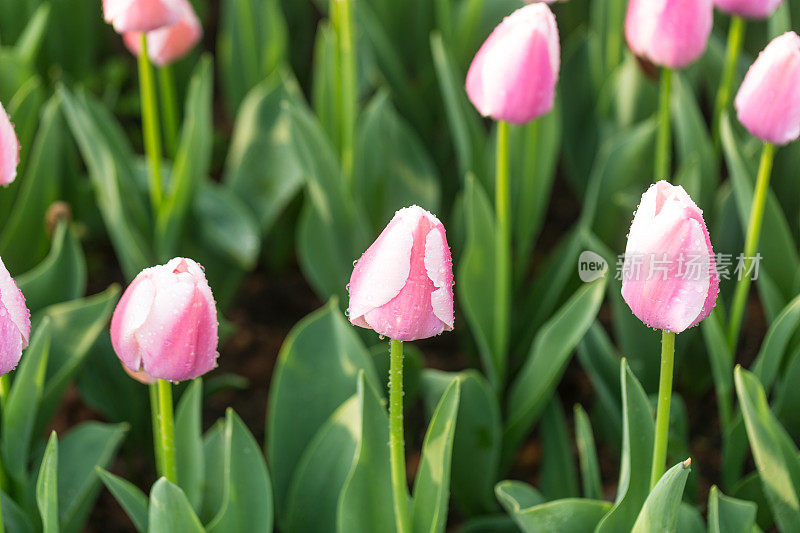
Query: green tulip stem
494,121,510,389
332,0,357,186
138,34,164,215
158,65,180,158
713,15,745,153
655,67,672,180
651,329,676,488
156,379,177,483
388,338,411,533
0,374,9,409
728,142,775,349
149,383,165,476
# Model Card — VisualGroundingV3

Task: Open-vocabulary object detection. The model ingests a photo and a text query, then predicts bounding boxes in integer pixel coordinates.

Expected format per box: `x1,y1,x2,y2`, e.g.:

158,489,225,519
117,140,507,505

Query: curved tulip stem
156,379,177,483
727,142,775,350
149,383,165,476
158,65,180,158
331,0,357,186
651,330,676,488
655,67,672,180
713,16,745,153
0,374,9,408
388,339,411,533
138,34,164,215
493,121,510,389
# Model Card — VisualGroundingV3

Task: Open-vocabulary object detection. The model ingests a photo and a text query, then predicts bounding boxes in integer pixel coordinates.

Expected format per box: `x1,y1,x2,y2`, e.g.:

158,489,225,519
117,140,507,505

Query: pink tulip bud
0,102,19,186
714,0,783,19
621,181,719,334
103,0,181,34
625,0,713,69
466,3,560,125
110,257,219,382
735,32,800,145
122,0,202,67
347,206,454,342
0,257,30,376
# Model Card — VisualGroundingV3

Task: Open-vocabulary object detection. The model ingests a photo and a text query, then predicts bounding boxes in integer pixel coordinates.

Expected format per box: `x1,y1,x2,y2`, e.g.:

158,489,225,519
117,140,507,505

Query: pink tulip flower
0,257,30,376
714,0,783,19
103,0,180,34
466,3,560,125
735,32,800,146
0,102,19,187
123,0,202,66
110,257,219,382
348,206,454,341
625,0,713,69
621,181,719,334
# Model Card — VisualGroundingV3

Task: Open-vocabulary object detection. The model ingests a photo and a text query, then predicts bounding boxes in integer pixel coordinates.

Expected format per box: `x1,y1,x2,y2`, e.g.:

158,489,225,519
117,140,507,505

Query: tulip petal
0,103,19,186
110,274,156,372
714,0,783,19
425,227,454,329
0,257,29,348
105,0,181,33
0,299,23,376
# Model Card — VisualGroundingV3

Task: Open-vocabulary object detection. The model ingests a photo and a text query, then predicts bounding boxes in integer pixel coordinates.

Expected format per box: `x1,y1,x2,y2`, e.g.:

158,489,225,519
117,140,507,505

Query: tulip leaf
540,398,580,500
502,497,612,533
595,360,655,533
156,57,213,260
218,0,287,113
267,300,379,520
0,94,65,274
225,73,304,236
200,421,225,524
175,379,204,512
421,369,501,515
58,421,127,533
284,395,360,532
702,310,735,428
458,514,520,533
16,221,87,314
337,372,396,533
3,75,44,186
355,92,441,231
503,276,607,466
59,87,152,279
631,460,691,532
749,292,800,391
148,478,204,533
708,485,757,533
576,323,623,443
311,21,341,152
1,488,35,533
411,378,461,533
574,404,603,500
495,481,545,512
734,366,800,531
206,409,273,533
36,432,59,533
457,175,500,387
96,468,149,533
2,318,51,485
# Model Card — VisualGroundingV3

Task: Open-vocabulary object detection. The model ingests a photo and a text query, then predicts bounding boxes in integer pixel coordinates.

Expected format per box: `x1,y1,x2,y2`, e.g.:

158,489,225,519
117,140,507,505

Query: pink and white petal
0,103,20,186
424,227,454,329
110,274,157,371
0,257,29,347
0,301,23,376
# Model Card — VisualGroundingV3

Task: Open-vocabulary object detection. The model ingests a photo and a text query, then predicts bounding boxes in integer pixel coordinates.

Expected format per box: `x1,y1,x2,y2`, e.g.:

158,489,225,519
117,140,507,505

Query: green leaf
284,395,360,532
750,292,800,391
0,95,66,273
337,372,396,533
96,468,149,532
2,318,51,484
224,73,304,236
574,404,603,500
708,485,757,533
576,322,622,442
311,21,341,152
16,221,86,313
58,422,127,533
495,481,545,512
206,409,273,533
355,92,440,230
36,432,59,533
200,421,225,524
0,489,35,533
148,478,204,533
175,379,204,511
218,0,287,113
156,57,213,260
631,459,692,532
504,498,612,533
14,3,49,65
540,399,579,500
701,310,735,428
36,286,120,433
411,378,461,533
421,369,501,515
3,75,44,182
267,300,379,518
59,87,152,279
734,366,800,531
504,276,607,466
457,175,499,386
595,360,655,532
